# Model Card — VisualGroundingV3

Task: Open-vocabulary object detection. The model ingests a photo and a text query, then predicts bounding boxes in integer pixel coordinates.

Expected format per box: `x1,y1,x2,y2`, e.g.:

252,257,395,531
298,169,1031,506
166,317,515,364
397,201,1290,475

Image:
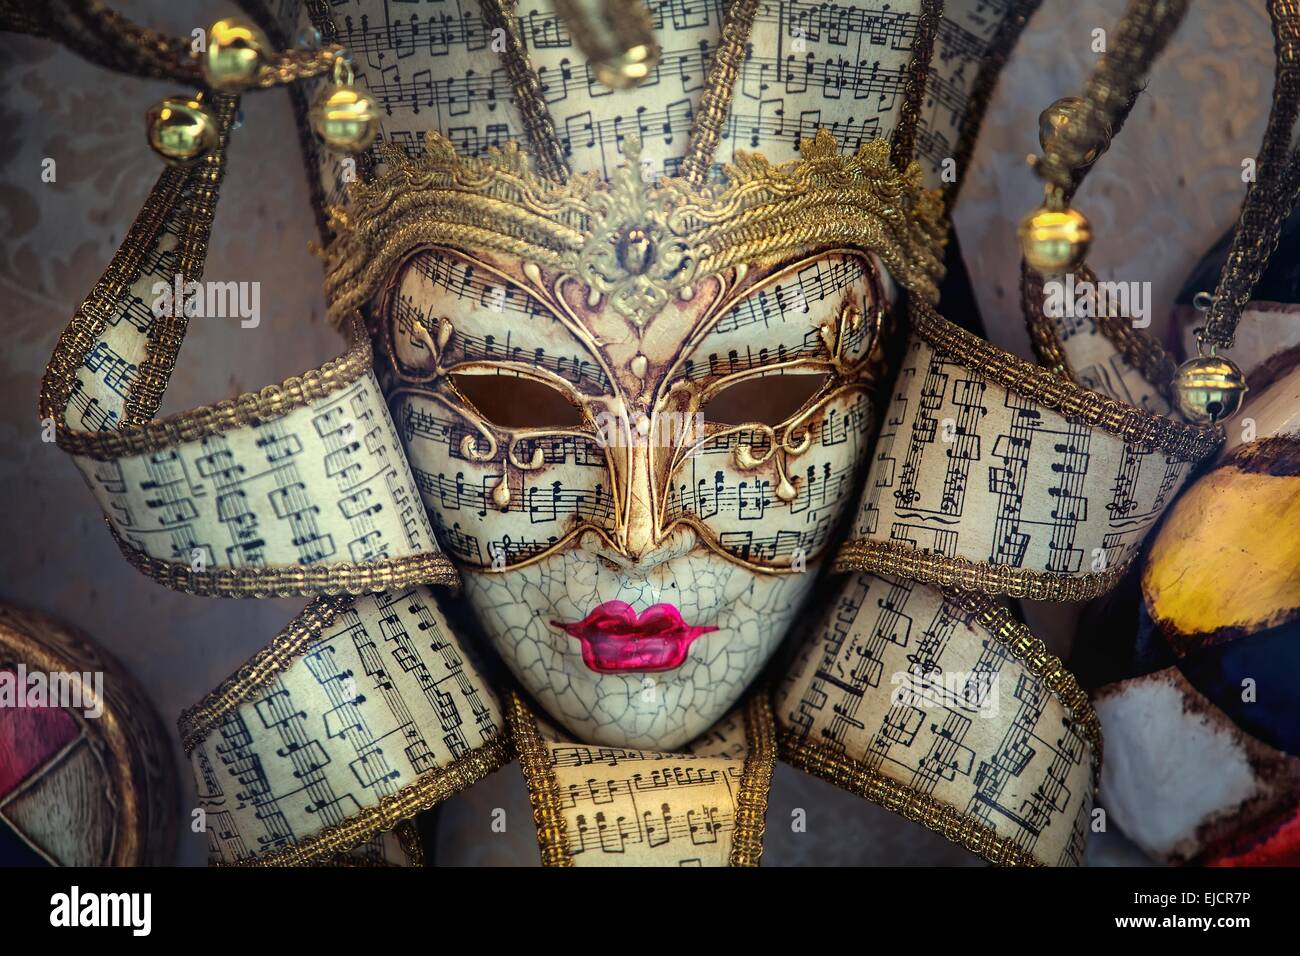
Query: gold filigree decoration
323,130,947,331
576,137,696,326
680,280,881,508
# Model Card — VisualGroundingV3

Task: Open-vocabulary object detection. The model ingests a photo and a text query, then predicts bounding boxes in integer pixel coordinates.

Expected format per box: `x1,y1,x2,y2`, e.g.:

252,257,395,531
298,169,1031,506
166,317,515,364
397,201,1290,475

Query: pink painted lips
551,601,718,673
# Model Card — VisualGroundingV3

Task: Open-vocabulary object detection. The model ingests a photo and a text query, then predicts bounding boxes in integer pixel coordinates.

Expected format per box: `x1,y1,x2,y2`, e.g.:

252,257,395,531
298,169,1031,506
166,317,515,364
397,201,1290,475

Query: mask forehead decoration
323,129,944,747
324,129,944,328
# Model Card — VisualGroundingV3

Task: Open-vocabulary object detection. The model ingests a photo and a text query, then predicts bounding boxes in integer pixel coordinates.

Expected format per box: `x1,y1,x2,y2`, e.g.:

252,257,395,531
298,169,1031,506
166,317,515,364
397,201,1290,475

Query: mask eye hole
702,373,829,427
450,372,584,430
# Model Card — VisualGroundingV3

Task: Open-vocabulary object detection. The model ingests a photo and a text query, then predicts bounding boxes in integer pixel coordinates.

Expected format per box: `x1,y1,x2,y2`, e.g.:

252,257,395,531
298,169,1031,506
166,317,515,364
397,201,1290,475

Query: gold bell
201,17,270,91
1018,206,1092,274
593,43,659,90
310,59,380,153
553,0,660,90
145,96,218,164
1038,96,1110,168
1171,352,1248,425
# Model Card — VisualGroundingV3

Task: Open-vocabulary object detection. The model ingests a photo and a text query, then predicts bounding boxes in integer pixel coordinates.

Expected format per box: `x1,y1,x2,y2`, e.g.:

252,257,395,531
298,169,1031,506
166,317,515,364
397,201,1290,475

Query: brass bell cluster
145,16,380,165
1017,96,1246,425
1016,97,1108,275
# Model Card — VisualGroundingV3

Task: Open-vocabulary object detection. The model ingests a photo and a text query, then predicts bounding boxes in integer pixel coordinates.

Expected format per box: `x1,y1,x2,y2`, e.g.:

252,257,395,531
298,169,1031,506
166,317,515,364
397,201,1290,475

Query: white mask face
384,245,889,748
303,0,967,749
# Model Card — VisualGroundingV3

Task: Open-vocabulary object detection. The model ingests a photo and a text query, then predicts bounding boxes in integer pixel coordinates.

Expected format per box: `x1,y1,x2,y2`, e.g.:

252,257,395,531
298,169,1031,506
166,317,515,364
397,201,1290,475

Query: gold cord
1200,0,1300,351
889,0,943,171
680,0,761,186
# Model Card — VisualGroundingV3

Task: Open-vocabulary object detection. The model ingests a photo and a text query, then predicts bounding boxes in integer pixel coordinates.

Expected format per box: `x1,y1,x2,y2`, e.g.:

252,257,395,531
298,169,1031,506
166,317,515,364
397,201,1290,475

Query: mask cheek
390,388,614,568
458,549,816,750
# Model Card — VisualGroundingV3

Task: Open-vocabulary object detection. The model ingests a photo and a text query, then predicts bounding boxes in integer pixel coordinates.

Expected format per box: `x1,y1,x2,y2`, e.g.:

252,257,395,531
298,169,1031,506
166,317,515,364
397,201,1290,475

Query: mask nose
604,403,695,565
590,524,696,572
621,432,657,561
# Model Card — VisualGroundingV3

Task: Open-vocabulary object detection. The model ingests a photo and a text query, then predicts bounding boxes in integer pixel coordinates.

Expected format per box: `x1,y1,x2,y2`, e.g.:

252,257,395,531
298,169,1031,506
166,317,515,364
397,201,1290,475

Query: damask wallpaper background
0,0,1274,865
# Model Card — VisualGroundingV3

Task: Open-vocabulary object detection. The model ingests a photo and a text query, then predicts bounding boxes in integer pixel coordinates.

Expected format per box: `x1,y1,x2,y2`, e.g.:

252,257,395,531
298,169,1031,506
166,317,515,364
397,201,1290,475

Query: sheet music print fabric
65,210,187,435
1050,311,1173,415
51,135,447,589
854,333,1193,579
296,0,1012,198
777,572,1092,866
538,706,756,864
76,367,438,575
188,587,503,864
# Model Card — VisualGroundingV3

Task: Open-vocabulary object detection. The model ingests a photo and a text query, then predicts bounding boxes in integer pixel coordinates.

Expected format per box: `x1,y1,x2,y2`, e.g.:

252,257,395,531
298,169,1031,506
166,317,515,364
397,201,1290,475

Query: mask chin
457,538,820,750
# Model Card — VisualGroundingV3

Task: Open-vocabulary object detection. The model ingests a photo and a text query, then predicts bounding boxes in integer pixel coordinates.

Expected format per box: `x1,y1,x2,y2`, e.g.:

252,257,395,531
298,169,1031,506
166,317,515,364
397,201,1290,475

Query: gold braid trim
780,586,1101,867
114,531,457,599
213,737,513,867
679,0,759,186
729,691,776,867
49,313,375,461
912,301,1221,460
507,691,574,867
779,737,1042,867
889,0,942,170
323,130,947,329
393,819,426,866
125,93,237,425
835,538,1131,603
476,0,569,182
1020,260,1073,378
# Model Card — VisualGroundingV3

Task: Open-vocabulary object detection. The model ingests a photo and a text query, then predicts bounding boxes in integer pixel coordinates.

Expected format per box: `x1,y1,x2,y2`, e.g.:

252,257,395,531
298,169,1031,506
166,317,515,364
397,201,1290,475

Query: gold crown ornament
323,128,948,331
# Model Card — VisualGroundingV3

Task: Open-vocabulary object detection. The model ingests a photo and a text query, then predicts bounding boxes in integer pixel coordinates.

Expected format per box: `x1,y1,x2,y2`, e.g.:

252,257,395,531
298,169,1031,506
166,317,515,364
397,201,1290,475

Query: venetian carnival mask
32,0,1291,871
269,0,951,754
295,0,945,750
339,135,938,749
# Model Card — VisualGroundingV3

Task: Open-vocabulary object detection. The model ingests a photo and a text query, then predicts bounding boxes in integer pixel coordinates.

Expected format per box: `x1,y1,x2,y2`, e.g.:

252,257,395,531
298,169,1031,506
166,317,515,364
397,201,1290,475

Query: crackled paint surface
463,531,813,748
